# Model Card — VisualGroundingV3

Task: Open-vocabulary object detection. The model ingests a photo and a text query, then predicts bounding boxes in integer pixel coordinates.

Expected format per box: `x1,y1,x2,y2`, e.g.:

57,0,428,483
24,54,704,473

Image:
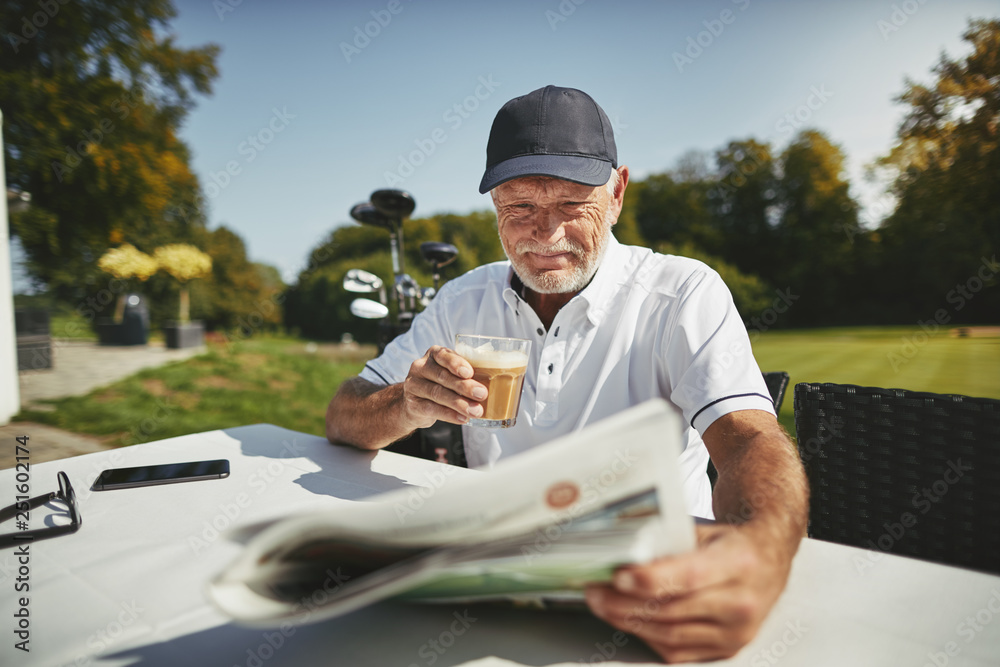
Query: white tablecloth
2,424,999,666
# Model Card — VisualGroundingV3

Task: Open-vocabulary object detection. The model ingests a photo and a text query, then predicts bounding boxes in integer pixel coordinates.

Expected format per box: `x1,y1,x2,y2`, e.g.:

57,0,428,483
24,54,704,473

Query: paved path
1,339,204,469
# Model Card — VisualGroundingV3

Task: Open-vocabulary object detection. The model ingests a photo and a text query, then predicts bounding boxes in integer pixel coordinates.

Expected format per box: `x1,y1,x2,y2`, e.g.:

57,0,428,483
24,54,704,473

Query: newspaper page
209,399,695,626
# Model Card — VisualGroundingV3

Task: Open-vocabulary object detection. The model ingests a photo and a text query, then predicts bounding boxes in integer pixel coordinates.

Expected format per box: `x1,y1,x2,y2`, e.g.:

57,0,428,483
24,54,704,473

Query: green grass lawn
16,327,999,447
752,326,1000,435
17,338,375,447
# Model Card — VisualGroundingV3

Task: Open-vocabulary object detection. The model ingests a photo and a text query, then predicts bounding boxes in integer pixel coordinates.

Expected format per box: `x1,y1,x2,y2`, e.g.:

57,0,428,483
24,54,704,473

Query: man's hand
326,346,489,450
585,522,792,663
401,345,488,428
584,410,808,663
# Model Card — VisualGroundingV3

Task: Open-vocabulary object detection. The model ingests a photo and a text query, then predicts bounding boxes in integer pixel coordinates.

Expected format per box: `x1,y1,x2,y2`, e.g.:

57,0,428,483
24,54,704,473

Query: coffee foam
456,342,528,368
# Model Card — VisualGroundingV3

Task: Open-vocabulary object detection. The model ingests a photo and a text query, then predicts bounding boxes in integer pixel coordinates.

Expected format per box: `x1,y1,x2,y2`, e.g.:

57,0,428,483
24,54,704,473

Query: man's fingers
586,585,758,663
613,528,755,599
417,347,487,401
645,638,740,665
586,583,761,628
430,346,475,380
405,376,483,418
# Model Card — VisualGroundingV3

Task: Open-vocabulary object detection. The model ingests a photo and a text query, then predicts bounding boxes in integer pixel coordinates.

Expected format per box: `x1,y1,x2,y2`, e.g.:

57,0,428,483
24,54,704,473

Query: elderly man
327,85,808,663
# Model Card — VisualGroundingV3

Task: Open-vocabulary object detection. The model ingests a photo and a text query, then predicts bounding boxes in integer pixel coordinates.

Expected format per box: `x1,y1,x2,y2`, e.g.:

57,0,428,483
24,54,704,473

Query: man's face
493,174,619,295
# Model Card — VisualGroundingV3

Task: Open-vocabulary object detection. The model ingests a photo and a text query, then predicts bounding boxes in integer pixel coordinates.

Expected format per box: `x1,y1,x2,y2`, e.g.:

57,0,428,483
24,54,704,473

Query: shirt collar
576,235,626,326
502,265,523,315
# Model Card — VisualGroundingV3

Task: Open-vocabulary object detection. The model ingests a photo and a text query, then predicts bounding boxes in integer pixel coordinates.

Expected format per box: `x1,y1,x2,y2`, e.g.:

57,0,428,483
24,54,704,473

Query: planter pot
95,294,149,346
96,317,148,346
164,321,204,349
15,309,52,370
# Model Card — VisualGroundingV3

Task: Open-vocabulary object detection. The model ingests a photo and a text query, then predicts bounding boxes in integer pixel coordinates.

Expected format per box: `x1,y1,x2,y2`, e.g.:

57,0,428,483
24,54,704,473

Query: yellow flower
154,244,212,283
97,243,158,280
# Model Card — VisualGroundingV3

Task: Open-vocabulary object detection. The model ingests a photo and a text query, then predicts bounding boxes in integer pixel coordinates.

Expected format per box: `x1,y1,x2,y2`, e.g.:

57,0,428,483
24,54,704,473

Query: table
2,423,999,666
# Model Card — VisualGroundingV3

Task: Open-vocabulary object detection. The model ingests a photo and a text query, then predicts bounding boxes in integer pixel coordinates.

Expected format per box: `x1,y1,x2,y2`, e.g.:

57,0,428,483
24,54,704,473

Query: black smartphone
92,459,230,491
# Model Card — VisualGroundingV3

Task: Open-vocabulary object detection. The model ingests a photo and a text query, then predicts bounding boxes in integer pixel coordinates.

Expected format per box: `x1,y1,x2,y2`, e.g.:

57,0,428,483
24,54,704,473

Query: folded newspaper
209,399,696,626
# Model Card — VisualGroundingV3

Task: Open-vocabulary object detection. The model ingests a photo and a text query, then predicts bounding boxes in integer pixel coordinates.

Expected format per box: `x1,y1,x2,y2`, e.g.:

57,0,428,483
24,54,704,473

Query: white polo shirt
360,236,775,518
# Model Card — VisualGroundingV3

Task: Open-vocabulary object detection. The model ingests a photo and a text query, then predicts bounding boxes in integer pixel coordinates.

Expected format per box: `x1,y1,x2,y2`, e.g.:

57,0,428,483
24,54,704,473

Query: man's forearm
708,413,810,561
325,377,417,450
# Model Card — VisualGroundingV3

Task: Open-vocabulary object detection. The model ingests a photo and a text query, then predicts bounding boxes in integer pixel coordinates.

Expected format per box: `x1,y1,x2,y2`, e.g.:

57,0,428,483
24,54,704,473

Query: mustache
514,238,584,256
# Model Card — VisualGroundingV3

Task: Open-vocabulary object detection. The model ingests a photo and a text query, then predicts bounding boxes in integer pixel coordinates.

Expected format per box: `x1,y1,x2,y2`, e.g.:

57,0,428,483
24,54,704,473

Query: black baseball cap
479,85,617,194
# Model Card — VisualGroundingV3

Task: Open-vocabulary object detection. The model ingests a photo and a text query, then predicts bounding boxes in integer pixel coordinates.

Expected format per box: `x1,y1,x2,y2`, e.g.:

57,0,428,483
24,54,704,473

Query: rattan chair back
794,382,1000,576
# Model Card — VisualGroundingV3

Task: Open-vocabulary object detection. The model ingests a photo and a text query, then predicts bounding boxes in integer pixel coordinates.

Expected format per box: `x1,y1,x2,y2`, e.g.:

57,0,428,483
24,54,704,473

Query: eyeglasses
0,471,81,548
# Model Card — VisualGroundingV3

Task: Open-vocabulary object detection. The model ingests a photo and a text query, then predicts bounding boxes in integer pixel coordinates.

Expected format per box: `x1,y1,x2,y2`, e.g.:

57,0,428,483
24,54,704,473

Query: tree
1,0,219,299
625,171,720,253
188,227,284,335
876,18,1000,323
154,243,212,323
773,130,862,325
711,139,780,281
96,242,157,321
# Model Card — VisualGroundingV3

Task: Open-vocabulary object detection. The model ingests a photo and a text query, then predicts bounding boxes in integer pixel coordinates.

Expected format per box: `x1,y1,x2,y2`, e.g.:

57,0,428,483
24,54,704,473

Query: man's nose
532,208,565,243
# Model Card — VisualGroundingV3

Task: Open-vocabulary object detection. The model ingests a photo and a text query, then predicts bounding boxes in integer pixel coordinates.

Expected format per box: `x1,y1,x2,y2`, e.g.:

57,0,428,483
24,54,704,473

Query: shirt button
536,327,544,336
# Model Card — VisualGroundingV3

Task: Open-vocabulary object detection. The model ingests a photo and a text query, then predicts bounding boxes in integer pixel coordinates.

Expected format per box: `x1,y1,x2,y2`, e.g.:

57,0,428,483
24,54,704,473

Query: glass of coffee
454,334,531,428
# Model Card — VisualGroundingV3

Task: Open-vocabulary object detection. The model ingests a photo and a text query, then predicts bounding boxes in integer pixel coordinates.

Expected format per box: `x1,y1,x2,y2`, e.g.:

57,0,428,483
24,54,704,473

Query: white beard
505,210,615,295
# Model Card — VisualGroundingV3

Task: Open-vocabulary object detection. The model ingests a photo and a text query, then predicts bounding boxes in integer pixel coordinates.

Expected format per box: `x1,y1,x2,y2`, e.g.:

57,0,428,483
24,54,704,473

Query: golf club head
419,241,459,270
395,274,420,298
350,202,395,231
349,298,389,320
419,286,436,308
343,268,384,293
371,189,415,221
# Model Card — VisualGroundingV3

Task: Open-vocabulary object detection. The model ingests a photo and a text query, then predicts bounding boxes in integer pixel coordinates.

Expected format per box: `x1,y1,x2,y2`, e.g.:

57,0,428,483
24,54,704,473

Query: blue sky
21,0,999,288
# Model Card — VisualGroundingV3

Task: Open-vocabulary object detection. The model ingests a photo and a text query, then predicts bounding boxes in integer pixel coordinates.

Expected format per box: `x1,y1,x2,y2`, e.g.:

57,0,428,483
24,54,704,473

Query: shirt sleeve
662,267,776,434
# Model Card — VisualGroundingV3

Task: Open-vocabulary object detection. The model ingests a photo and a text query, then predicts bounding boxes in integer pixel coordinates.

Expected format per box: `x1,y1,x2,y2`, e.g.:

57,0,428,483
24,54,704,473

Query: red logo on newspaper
545,482,580,509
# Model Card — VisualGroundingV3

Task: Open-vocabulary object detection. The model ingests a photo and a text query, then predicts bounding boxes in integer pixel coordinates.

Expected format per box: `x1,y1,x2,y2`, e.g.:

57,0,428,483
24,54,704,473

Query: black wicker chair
794,382,1000,576
762,371,790,413
706,371,790,487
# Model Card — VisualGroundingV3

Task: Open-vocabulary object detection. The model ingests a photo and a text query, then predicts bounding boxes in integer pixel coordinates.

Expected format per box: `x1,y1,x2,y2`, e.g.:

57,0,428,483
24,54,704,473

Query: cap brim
479,154,613,194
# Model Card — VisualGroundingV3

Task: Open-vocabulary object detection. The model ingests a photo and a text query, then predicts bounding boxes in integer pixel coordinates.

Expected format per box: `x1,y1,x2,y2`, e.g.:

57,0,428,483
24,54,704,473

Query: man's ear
610,165,630,223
